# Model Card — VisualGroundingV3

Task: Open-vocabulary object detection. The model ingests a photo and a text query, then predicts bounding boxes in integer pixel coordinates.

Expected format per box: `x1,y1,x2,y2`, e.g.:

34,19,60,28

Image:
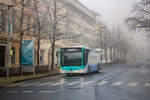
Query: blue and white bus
58,46,102,74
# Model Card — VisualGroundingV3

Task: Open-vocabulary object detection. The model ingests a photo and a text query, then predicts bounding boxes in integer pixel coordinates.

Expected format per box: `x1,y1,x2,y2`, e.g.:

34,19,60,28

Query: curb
0,72,60,87
15,73,60,83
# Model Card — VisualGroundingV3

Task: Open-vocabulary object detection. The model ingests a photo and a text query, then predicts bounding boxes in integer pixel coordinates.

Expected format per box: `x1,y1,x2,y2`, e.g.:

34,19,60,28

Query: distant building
61,0,101,47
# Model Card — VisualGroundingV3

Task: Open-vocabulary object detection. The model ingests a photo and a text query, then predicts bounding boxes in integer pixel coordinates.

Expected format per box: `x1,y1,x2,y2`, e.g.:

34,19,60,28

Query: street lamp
100,25,106,63
6,4,14,79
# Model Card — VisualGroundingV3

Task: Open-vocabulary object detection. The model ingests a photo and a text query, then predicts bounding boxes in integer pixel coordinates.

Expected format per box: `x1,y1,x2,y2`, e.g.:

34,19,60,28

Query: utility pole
100,26,103,63
6,4,13,79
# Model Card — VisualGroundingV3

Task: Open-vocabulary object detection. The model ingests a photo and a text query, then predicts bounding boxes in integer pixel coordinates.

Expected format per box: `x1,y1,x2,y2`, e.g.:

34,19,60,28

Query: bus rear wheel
88,65,91,74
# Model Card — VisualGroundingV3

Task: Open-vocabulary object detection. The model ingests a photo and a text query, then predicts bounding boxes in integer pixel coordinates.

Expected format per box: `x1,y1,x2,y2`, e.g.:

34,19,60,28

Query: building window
33,21,36,34
12,10,16,33
25,0,31,7
11,47,15,64
0,9,6,33
27,16,31,34
40,50,45,65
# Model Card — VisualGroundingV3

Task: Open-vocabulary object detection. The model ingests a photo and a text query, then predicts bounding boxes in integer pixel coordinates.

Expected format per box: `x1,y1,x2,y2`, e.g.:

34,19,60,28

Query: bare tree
45,0,67,71
33,0,47,65
125,0,150,31
12,0,35,74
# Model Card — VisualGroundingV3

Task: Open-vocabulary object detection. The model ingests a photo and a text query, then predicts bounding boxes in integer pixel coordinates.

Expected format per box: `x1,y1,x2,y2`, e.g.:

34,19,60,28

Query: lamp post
100,25,106,63
6,4,14,79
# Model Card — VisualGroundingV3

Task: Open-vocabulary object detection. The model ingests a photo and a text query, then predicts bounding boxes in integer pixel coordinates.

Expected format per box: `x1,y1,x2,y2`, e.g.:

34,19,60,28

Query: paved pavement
0,62,150,100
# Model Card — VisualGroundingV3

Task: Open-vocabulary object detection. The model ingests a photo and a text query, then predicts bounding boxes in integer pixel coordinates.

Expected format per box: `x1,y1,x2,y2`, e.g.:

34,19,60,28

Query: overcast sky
79,0,135,25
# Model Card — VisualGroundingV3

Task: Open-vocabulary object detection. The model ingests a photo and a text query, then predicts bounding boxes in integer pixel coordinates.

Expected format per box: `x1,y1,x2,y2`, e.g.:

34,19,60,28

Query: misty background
79,0,150,61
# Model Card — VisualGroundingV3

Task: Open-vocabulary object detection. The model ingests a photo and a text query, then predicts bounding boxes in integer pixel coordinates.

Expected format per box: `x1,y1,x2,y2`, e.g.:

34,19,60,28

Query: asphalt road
0,62,150,100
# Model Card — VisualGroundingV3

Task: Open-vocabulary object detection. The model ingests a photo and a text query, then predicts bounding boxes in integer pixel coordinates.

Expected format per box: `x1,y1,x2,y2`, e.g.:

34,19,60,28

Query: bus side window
84,49,89,65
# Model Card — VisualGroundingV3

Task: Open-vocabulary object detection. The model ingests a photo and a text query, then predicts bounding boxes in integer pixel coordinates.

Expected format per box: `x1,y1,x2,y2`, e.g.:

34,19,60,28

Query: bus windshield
61,48,82,66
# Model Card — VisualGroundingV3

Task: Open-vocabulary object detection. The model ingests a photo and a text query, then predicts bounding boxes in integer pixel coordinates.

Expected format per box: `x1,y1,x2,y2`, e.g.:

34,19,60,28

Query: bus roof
64,46,90,49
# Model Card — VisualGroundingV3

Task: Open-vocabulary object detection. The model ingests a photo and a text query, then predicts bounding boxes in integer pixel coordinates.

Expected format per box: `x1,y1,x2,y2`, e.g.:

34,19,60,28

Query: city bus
58,46,102,74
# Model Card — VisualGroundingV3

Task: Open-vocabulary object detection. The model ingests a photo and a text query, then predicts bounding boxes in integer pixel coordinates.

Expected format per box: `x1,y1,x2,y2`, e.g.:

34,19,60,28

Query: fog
79,0,133,25
79,0,150,61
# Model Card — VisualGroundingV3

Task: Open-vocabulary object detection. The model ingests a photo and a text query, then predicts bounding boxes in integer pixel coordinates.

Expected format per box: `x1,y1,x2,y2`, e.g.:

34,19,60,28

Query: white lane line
112,81,123,86
98,81,109,86
65,81,80,86
7,91,18,93
20,82,39,87
81,81,96,86
128,82,138,87
22,91,34,93
7,83,26,87
145,83,150,87
35,82,52,87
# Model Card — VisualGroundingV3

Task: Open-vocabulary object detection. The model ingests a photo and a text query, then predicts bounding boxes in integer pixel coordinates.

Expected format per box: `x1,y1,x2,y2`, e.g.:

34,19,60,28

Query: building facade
0,0,102,75
61,0,101,47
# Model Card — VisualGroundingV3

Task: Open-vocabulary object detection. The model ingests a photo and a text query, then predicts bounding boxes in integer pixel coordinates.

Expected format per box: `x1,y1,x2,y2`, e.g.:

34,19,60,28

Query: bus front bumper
60,69,86,74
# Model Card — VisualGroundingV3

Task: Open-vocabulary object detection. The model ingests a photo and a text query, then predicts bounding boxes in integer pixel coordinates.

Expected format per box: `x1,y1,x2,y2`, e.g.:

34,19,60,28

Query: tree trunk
104,47,107,64
114,49,116,63
19,0,25,75
37,39,40,65
120,48,122,63
19,34,23,75
51,41,55,71
110,47,112,63
117,49,119,63
124,50,127,63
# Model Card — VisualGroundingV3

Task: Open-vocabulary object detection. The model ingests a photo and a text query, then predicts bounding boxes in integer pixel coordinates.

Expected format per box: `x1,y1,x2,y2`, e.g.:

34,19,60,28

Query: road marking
48,82,66,86
98,81,109,86
65,81,80,86
99,69,124,82
81,81,96,86
39,90,63,93
145,83,150,87
22,91,34,93
7,83,26,87
35,82,52,87
128,82,138,87
7,91,18,93
20,82,39,87
112,81,123,86
39,91,55,93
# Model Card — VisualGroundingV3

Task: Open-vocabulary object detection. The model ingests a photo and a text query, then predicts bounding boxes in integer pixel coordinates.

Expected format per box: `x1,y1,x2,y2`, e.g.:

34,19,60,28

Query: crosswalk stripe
39,90,63,93
6,81,150,88
48,82,66,86
22,91,34,93
35,82,52,87
98,81,109,85
145,83,150,87
128,82,138,86
65,81,80,86
81,81,96,86
20,82,39,87
111,81,123,86
7,91,18,93
39,91,55,93
7,83,26,87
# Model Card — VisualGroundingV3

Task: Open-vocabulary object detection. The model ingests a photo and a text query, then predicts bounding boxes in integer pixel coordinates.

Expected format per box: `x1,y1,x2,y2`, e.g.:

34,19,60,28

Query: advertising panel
21,40,34,66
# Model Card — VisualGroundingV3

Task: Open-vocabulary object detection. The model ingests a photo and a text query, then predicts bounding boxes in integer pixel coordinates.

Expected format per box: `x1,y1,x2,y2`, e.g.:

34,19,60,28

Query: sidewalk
0,71,59,87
